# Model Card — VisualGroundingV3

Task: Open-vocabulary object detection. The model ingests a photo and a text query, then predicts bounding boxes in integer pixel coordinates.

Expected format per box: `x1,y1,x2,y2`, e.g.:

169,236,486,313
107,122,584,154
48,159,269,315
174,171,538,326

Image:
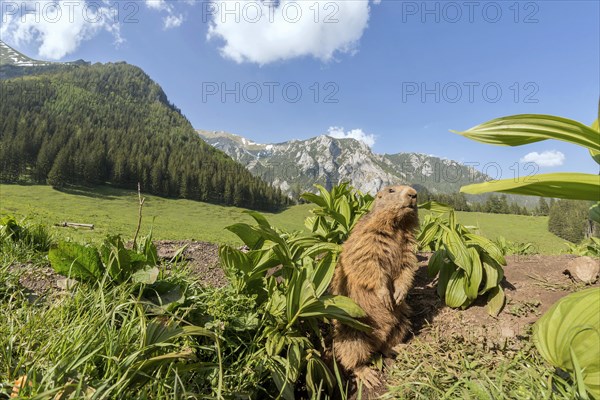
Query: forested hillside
0,63,288,210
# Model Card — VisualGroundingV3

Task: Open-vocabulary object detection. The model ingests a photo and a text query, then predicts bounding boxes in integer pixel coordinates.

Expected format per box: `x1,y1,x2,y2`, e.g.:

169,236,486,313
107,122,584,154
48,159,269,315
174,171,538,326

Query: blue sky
2,0,599,178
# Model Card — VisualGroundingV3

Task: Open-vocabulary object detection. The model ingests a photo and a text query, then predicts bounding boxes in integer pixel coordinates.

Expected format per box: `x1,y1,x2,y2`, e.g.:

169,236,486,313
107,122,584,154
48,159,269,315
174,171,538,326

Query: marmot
331,185,419,388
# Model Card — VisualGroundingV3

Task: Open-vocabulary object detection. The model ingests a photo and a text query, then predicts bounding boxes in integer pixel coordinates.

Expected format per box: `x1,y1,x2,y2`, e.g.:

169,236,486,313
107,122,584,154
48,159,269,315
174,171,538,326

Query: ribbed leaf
312,254,337,297
418,220,439,249
243,210,272,229
427,249,446,278
486,286,505,316
465,234,506,266
337,196,352,229
301,193,328,208
443,229,472,273
225,223,264,249
445,269,468,308
219,245,252,275
591,119,600,165
300,295,370,331
452,114,600,152
418,201,453,214
460,173,600,201
533,288,600,399
437,263,455,298
466,247,482,300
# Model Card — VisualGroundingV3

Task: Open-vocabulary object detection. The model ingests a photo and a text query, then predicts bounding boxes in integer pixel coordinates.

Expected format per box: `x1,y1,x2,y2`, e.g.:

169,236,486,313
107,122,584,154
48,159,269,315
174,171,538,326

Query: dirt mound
154,240,227,288
409,254,599,344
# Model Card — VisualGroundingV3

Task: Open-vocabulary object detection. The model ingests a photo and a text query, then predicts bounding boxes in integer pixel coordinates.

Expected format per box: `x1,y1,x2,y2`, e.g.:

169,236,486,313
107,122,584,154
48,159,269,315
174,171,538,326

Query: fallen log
56,222,94,230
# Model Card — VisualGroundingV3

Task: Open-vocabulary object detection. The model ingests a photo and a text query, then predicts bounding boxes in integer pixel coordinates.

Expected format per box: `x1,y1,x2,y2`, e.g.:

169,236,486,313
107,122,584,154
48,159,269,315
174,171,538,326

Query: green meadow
0,184,567,253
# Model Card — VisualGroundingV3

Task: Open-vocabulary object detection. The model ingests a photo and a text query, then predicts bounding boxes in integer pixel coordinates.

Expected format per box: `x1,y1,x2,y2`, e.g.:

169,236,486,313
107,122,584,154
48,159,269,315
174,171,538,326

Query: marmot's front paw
393,286,406,305
377,287,394,311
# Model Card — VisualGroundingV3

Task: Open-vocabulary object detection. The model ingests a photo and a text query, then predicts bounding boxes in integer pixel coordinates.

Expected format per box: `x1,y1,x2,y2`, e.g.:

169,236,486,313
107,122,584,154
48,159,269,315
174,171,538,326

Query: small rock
501,326,515,338
566,256,600,284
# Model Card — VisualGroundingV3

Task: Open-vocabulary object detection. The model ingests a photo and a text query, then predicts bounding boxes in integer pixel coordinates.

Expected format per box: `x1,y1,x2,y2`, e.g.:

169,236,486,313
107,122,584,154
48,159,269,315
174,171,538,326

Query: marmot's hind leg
333,329,374,371
382,303,412,358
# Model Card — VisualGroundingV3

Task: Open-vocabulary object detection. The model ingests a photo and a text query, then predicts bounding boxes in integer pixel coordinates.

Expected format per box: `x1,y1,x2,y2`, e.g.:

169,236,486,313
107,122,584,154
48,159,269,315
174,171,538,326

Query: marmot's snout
376,185,418,210
403,187,418,209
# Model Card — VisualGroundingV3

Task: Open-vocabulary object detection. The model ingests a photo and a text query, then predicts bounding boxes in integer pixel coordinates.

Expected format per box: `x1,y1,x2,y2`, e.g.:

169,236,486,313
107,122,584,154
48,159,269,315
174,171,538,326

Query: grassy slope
0,184,567,253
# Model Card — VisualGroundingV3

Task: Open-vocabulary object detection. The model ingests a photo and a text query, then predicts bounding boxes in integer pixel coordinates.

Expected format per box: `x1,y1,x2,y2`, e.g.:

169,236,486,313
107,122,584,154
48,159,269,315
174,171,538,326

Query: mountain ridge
197,130,489,197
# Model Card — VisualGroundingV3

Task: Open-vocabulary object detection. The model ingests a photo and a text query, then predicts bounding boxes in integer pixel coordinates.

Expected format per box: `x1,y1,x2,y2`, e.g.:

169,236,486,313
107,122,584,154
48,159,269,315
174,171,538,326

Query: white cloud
146,0,170,11
145,0,186,30
327,126,376,147
164,14,184,29
206,0,377,64
0,0,121,60
520,150,565,167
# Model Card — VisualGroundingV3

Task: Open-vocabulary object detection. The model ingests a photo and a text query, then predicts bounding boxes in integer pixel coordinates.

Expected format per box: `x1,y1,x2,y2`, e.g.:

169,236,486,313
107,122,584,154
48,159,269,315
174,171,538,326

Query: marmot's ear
377,194,382,199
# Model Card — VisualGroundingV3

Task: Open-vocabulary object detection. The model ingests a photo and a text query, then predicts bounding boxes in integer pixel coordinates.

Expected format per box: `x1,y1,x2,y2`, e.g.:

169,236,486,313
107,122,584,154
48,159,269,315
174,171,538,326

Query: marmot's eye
388,188,395,193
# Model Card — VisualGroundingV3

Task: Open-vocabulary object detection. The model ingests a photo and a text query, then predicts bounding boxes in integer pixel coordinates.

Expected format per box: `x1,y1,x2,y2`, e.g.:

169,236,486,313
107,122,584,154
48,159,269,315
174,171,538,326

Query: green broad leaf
590,203,600,224
225,223,264,249
266,331,285,357
443,229,472,273
451,114,600,152
466,233,507,266
427,249,446,278
219,245,252,275
313,208,348,231
131,266,159,284
486,286,505,316
437,263,455,298
49,241,104,282
287,267,308,322
460,173,600,201
418,220,440,250
271,362,295,400
286,344,302,382
480,261,499,294
445,269,468,308
243,210,272,229
418,201,453,214
533,288,600,399
590,120,600,164
337,196,352,229
482,253,505,283
312,254,337,297
466,248,483,300
246,247,281,278
301,192,328,208
303,242,342,259
315,184,333,208
300,295,371,331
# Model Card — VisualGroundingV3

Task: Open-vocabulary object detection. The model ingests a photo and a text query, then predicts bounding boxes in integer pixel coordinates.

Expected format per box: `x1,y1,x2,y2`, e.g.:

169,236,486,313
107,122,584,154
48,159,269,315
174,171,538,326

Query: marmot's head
371,185,419,228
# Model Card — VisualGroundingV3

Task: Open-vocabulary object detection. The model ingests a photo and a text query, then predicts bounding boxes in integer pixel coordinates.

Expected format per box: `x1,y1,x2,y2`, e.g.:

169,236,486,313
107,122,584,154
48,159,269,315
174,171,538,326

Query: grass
385,331,579,399
451,212,567,255
1,184,567,253
0,184,312,246
0,184,584,399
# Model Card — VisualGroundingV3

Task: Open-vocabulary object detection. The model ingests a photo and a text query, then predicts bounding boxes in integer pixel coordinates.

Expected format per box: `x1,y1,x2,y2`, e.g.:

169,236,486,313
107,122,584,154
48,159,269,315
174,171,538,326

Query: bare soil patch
408,253,599,344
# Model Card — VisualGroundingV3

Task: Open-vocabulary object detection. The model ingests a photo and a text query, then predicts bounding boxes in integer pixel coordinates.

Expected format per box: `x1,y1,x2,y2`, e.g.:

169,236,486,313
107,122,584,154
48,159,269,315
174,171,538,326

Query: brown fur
330,185,419,387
